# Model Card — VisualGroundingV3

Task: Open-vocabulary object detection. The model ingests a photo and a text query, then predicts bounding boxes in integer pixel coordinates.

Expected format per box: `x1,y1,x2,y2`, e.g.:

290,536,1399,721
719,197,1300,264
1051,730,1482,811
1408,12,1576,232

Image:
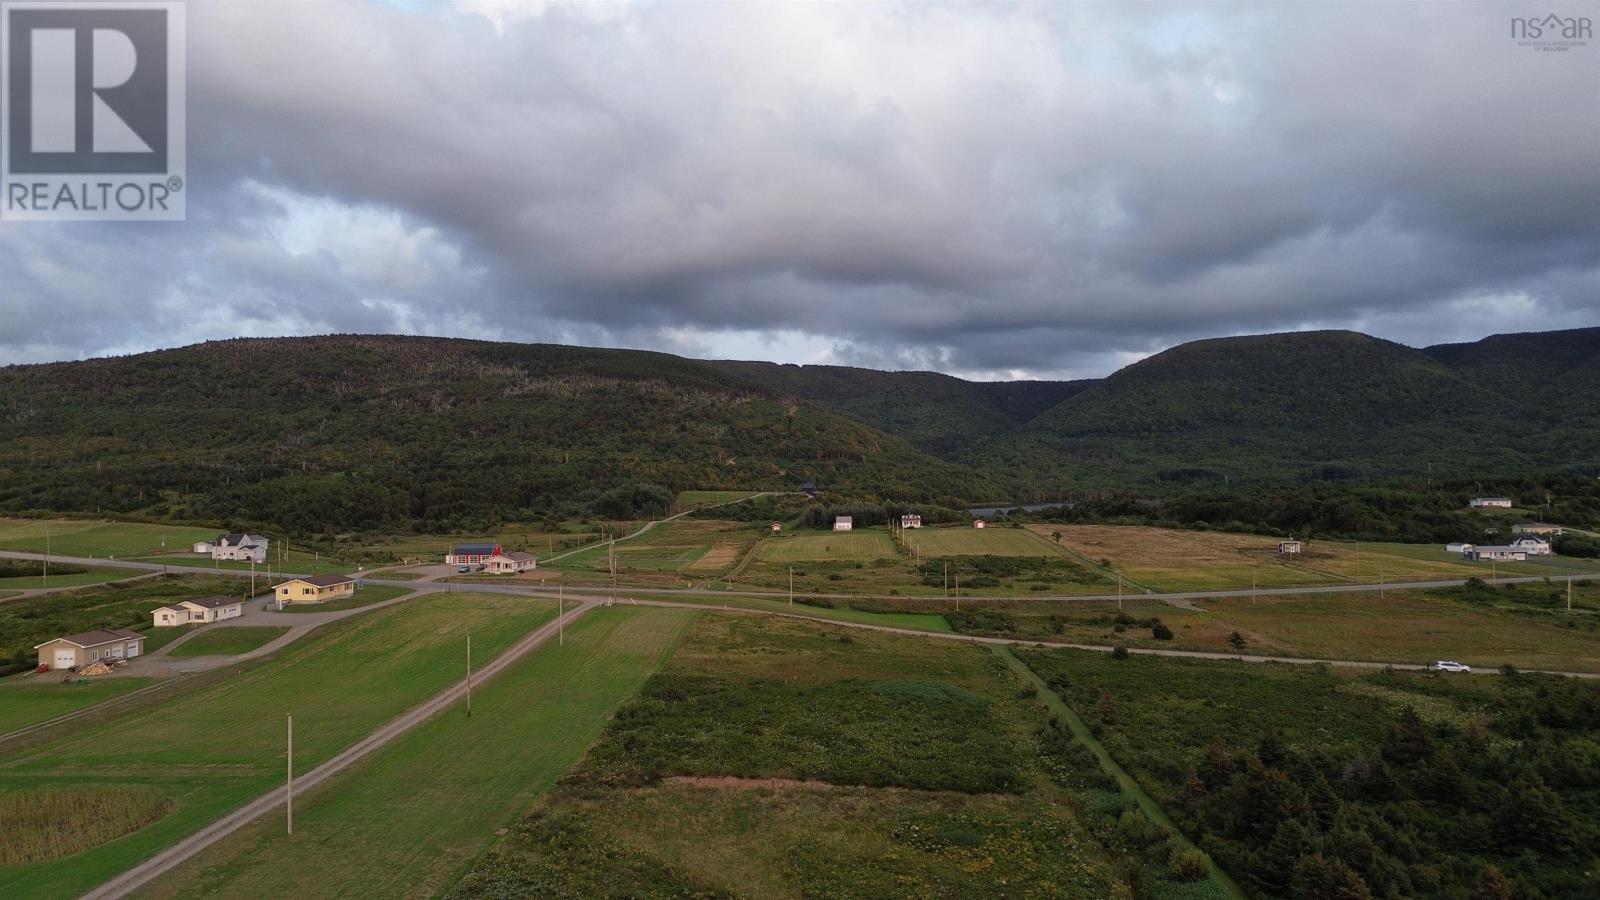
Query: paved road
80,598,597,900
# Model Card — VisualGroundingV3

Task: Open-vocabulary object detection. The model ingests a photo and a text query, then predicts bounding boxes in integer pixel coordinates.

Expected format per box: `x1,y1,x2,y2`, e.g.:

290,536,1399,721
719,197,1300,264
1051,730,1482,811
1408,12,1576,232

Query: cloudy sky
2,1,1596,379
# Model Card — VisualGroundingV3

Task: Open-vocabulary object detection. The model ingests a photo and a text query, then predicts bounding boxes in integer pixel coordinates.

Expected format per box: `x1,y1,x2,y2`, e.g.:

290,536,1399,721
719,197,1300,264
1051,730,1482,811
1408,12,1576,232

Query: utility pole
286,714,294,836
789,567,794,607
161,537,167,576
1568,576,1573,613
558,584,564,647
43,522,50,588
465,634,473,718
954,572,960,610
1118,574,1123,610
250,558,257,600
943,561,948,598
1379,565,1384,600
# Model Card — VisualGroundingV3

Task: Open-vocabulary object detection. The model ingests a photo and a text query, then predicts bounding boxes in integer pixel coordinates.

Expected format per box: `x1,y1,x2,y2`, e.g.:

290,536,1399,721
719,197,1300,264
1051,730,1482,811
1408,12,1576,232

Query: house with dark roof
445,543,501,565
152,595,244,627
212,533,269,563
35,629,145,670
274,574,358,607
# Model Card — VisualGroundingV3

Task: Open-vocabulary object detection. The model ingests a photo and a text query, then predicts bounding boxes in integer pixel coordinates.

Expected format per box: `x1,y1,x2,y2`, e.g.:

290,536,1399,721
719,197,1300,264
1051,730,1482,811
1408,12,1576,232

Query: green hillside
708,360,1090,456
976,330,1599,487
0,336,1003,532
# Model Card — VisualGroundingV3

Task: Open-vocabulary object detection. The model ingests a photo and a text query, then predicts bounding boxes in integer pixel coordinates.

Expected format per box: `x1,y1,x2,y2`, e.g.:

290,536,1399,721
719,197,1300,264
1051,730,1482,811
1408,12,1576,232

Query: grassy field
450,613,1209,898
654,592,954,632
165,627,288,658
142,552,353,576
903,526,1061,557
758,530,899,563
274,584,413,613
0,575,255,677
0,593,557,899
138,607,695,900
0,564,147,591
549,520,761,587
1035,523,1600,592
0,677,157,735
350,528,604,565
0,519,221,559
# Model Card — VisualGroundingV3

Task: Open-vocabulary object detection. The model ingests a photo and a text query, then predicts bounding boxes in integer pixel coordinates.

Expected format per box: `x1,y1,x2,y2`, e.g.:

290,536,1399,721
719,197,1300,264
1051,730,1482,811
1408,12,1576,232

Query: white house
484,551,538,574
212,533,269,564
1277,540,1303,555
770,522,782,533
1446,542,1475,554
1512,521,1564,537
152,595,244,627
1470,497,1514,509
1509,537,1553,557
833,516,853,532
901,514,923,529
1466,546,1527,562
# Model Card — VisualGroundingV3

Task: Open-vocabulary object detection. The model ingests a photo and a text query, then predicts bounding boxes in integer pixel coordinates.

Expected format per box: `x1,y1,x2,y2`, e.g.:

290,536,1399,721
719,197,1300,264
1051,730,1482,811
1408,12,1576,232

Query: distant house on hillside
484,551,538,574
1512,521,1564,537
35,629,144,670
152,595,243,627
446,543,501,565
1445,542,1475,554
1509,536,1553,557
901,514,923,529
1277,540,1303,555
212,533,268,564
1470,497,1514,509
770,522,782,533
801,482,818,498
275,574,358,607
973,519,987,529
833,516,853,532
1465,546,1527,562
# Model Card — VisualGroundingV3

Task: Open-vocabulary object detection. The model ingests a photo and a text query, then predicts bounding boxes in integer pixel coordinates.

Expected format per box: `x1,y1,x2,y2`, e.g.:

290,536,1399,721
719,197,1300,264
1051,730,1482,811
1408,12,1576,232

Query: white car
1432,660,1471,673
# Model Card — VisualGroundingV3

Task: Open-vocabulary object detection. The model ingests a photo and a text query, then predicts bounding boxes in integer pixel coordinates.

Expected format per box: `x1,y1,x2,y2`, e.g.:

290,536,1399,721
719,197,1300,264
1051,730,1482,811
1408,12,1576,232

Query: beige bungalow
35,629,145,671
152,595,244,627
275,574,358,607
484,551,538,574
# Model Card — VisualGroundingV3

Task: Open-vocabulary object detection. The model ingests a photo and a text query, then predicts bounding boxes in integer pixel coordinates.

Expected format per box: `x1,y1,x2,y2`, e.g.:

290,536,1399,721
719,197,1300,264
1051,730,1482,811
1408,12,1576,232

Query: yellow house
274,574,357,607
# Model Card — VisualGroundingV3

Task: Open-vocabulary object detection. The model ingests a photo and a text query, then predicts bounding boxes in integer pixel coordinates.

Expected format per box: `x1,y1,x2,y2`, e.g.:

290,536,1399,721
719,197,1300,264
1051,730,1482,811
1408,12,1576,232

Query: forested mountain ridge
0,336,1008,531
975,328,1600,487
1,327,1595,532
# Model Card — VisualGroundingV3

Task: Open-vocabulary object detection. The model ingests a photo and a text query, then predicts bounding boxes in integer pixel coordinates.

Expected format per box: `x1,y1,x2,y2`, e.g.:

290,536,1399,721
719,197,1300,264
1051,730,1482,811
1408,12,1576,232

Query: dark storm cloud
1,1,1595,379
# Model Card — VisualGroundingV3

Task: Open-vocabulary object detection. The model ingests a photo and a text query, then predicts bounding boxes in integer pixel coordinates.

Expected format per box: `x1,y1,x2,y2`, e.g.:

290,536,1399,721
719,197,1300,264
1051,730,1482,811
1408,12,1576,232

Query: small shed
1277,540,1302,555
770,522,782,533
973,519,987,529
833,516,853,532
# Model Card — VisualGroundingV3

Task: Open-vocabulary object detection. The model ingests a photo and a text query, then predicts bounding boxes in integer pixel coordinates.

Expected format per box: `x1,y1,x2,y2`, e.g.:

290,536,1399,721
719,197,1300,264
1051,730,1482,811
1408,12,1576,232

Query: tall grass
0,785,172,865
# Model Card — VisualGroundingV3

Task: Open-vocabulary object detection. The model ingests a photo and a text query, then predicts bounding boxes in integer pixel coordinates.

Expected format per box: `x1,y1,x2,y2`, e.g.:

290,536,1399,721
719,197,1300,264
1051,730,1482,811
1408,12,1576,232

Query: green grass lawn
165,627,289,659
902,526,1060,558
758,530,898,563
0,677,157,735
142,552,355,576
137,607,695,899
0,565,147,591
273,584,413,613
0,575,253,678
0,593,557,899
0,519,221,560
